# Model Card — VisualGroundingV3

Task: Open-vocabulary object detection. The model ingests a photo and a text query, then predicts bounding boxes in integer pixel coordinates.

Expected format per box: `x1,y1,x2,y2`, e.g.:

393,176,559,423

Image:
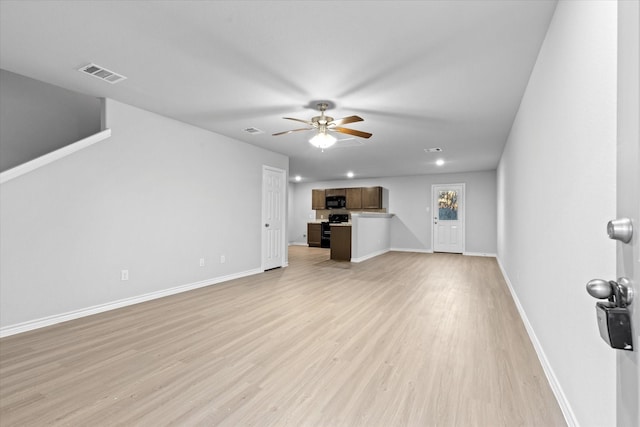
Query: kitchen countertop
351,212,395,218
307,220,352,226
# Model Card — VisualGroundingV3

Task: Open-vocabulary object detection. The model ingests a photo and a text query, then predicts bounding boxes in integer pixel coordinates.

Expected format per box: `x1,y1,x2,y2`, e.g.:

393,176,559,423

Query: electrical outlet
199,258,205,267
121,270,129,281
220,255,226,264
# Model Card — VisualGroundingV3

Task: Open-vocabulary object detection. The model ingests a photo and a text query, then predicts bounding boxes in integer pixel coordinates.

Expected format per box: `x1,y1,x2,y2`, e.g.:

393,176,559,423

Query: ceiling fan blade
272,128,313,136
283,117,314,126
329,115,364,126
331,127,373,139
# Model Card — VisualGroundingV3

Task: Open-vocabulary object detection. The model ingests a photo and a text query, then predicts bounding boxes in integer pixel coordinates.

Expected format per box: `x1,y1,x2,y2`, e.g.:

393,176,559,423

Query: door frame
616,0,639,425
261,165,287,271
431,183,466,253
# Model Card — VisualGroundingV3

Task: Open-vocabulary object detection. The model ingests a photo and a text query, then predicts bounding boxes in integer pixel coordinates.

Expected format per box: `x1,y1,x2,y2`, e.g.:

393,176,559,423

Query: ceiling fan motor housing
272,100,372,140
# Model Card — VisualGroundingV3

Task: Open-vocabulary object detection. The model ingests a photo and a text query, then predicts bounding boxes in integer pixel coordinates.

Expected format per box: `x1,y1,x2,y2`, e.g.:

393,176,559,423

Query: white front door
432,183,465,253
616,1,639,425
262,166,286,270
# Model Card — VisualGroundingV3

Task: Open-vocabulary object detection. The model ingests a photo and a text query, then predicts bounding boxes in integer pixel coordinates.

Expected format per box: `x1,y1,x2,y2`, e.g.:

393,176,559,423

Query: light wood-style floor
0,247,566,426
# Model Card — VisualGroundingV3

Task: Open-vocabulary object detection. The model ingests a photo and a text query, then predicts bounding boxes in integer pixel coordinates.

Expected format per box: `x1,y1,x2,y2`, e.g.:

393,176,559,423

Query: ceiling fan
272,102,372,150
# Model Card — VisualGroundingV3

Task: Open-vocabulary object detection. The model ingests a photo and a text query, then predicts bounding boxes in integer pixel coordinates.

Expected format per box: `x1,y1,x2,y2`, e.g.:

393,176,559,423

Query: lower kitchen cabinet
307,223,321,247
330,225,351,261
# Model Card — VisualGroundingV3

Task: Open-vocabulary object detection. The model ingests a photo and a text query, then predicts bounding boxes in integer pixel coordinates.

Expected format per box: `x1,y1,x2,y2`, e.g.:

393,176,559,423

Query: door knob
586,277,634,306
607,218,633,243
586,279,614,299
265,223,270,228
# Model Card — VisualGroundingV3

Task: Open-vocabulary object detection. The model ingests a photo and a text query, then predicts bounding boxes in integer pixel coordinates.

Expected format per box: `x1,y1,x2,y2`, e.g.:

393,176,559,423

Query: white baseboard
288,242,308,246
496,257,577,427
0,268,262,338
463,252,497,257
351,248,390,263
390,247,434,254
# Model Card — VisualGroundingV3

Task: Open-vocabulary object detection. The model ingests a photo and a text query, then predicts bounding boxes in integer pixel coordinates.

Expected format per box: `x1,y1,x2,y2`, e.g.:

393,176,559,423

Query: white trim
496,257,577,427
0,129,112,184
463,252,497,258
351,248,390,263
390,247,434,254
288,242,309,246
0,268,262,338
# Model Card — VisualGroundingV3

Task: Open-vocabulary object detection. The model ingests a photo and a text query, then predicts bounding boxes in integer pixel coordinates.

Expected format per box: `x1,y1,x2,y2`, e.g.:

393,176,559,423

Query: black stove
328,213,349,223
320,214,349,248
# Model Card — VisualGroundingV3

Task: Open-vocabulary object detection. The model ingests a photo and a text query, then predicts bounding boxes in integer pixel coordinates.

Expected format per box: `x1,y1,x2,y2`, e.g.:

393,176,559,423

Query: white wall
0,98,288,331
0,69,101,172
497,1,617,426
351,214,392,262
290,170,496,255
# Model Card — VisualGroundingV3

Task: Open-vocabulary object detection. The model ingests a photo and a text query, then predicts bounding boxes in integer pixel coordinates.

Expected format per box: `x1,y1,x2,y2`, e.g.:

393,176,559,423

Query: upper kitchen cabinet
311,186,383,210
346,187,362,209
325,188,346,197
312,189,326,210
362,186,383,209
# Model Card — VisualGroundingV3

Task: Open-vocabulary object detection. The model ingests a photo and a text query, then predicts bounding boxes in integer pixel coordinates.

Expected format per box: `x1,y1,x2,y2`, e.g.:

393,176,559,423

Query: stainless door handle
586,277,634,306
265,223,270,227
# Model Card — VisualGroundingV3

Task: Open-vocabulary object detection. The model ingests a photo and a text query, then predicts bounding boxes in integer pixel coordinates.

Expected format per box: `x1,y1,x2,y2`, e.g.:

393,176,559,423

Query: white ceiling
0,0,557,182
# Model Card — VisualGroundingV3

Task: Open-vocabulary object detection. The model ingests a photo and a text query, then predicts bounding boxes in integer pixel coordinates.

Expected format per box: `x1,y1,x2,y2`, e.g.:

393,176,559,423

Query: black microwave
325,195,346,209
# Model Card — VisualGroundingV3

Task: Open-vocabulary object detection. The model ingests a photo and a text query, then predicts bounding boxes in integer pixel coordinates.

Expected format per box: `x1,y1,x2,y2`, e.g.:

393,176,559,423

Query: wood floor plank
0,247,566,426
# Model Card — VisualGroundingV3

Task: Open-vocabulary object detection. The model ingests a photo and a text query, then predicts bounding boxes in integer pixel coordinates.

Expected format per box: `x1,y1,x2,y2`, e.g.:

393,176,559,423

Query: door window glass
438,190,458,220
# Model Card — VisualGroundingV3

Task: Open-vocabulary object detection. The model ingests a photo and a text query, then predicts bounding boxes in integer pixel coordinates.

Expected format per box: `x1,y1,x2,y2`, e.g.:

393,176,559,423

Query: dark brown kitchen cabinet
312,189,325,210
325,188,346,197
346,187,362,209
330,225,351,261
307,223,321,247
312,186,383,210
362,186,383,208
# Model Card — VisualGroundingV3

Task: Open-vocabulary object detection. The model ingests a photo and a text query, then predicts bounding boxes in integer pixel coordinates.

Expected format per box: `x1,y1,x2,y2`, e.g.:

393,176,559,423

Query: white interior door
262,166,285,271
616,1,639,425
432,183,465,253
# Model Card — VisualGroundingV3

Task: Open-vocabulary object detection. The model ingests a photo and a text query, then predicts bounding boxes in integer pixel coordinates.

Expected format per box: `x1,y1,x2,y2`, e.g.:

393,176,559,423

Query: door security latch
586,278,634,351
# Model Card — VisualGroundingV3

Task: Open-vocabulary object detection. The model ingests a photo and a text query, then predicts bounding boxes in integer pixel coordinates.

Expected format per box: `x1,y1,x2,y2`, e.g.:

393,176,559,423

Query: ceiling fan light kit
309,132,337,149
273,102,372,150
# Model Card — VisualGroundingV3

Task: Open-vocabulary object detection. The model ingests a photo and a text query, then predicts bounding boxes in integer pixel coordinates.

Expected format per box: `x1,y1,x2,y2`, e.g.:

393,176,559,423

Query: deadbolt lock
607,218,633,243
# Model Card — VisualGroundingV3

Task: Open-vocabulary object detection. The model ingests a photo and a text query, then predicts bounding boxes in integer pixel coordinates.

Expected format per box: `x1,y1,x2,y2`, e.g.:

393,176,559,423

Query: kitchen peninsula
306,185,394,262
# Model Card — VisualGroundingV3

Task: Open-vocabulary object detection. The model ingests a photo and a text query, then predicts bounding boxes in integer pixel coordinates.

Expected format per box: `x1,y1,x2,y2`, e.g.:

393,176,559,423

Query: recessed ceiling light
295,175,302,181
424,147,443,153
436,159,445,166
347,171,355,178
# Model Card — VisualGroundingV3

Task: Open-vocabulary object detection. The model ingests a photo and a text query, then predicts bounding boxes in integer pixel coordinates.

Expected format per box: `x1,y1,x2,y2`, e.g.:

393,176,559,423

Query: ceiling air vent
424,147,443,153
78,63,127,84
243,127,264,135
